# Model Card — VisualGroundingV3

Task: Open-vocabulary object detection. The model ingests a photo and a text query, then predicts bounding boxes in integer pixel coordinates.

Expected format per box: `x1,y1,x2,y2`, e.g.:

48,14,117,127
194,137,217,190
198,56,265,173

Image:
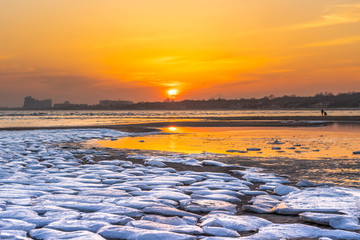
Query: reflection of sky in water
99,124,360,160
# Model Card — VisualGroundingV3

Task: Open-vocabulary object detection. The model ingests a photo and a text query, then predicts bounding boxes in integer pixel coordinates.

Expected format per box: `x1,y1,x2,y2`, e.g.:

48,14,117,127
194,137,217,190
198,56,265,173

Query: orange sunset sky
1,0,360,106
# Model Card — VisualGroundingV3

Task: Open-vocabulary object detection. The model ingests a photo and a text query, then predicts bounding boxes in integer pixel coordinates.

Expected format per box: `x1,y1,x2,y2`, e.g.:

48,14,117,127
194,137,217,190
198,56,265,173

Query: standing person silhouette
321,109,324,116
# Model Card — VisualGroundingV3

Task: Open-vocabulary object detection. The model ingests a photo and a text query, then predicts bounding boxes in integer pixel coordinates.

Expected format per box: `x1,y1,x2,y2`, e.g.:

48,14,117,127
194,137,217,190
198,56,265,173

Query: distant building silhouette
23,96,52,110
53,101,88,110
99,100,133,108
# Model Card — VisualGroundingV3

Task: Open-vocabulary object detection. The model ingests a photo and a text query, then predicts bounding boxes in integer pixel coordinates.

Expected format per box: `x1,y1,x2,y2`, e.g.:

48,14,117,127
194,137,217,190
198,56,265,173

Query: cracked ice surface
1,128,360,239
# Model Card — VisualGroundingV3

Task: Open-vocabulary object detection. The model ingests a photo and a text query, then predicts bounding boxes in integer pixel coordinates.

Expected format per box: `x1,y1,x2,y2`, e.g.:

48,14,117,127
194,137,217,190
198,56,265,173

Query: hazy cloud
302,35,360,48
0,54,15,60
289,3,360,30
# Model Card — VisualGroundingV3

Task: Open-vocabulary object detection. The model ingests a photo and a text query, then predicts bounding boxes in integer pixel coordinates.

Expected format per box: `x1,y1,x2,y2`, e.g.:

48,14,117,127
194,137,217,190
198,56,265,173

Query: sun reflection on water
98,126,360,160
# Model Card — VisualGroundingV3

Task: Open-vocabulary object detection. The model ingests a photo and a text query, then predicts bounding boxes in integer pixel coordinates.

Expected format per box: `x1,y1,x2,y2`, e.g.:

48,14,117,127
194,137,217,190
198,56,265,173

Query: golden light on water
168,126,178,131
97,126,360,160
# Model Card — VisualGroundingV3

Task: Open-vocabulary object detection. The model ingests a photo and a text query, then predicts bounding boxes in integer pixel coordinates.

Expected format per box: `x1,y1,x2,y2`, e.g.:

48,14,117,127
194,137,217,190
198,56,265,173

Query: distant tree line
126,92,360,110
1,92,359,110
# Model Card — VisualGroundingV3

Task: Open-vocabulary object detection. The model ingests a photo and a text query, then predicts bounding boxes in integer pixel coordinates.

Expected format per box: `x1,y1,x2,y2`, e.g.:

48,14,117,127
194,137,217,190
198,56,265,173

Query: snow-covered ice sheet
1,128,360,239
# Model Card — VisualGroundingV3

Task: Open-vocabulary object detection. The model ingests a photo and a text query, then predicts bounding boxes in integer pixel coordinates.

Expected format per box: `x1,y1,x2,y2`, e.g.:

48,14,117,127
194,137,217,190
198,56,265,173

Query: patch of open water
99,123,360,160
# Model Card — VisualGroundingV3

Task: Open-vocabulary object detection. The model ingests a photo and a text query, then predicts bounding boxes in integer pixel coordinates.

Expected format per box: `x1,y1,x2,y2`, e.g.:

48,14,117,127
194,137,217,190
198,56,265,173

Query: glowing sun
167,89,179,98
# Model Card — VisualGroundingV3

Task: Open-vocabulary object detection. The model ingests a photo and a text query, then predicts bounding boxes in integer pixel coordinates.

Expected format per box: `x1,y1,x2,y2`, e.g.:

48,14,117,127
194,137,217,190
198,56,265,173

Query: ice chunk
98,225,196,240
21,217,57,228
259,182,280,191
193,189,243,197
78,189,131,197
183,159,202,166
243,194,281,214
30,228,106,240
127,220,204,235
0,219,36,231
0,230,29,240
99,206,144,217
145,160,166,167
46,219,109,232
56,202,113,213
152,176,197,185
39,194,104,203
299,212,360,230
273,185,299,196
148,191,191,202
141,215,192,226
143,206,201,218
181,199,237,213
202,160,233,167
98,160,123,165
275,187,360,216
81,212,134,225
201,213,271,232
115,198,168,209
191,194,241,203
232,169,290,184
241,190,268,196
296,180,317,187
0,209,39,220
247,223,360,240
203,226,240,237
192,182,249,191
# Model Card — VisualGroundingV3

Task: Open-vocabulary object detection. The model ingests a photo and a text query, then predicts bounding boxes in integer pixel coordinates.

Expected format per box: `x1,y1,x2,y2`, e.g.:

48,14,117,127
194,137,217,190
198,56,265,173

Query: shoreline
1,115,359,131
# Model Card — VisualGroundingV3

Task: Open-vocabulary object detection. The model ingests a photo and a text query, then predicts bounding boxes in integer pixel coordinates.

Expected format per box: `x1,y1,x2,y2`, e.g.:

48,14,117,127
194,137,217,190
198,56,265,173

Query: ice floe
244,223,360,239
243,194,282,214
1,128,360,239
143,206,201,218
299,212,360,230
81,212,134,225
141,215,195,226
0,230,30,240
30,228,106,240
98,225,196,240
200,213,271,232
126,220,204,235
273,184,299,196
46,219,109,232
0,219,36,231
191,193,241,203
203,226,240,237
181,199,237,213
231,169,290,184
275,187,360,216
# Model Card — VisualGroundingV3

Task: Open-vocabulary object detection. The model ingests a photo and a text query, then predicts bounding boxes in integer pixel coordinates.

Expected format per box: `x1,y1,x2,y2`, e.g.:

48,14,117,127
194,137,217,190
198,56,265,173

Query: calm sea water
0,109,360,128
